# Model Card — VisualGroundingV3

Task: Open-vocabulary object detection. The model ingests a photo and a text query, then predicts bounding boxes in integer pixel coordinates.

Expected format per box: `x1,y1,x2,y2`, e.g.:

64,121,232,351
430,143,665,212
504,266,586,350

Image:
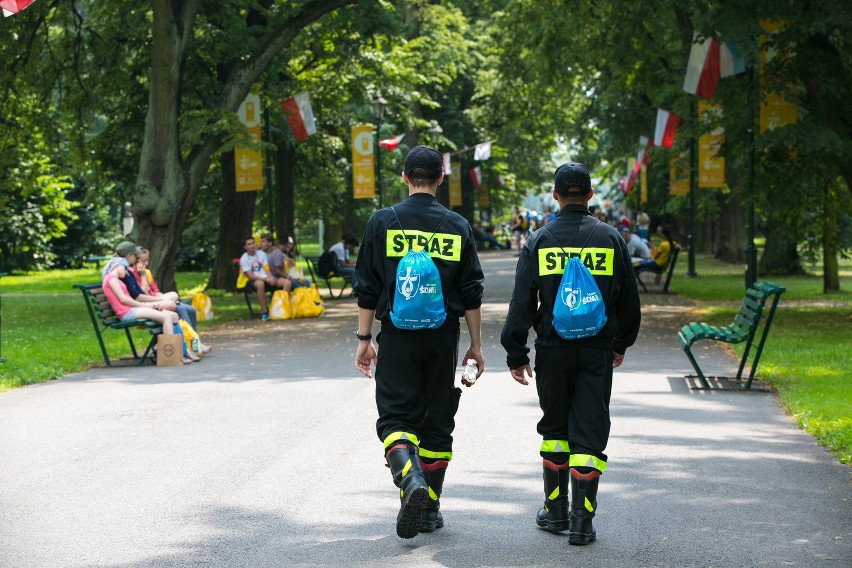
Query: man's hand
612,352,625,368
510,364,532,386
354,340,377,378
460,345,484,387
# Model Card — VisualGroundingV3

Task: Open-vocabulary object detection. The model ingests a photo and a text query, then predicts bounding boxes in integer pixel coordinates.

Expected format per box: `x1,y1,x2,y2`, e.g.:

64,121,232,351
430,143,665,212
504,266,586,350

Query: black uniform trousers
534,344,613,462
375,321,462,454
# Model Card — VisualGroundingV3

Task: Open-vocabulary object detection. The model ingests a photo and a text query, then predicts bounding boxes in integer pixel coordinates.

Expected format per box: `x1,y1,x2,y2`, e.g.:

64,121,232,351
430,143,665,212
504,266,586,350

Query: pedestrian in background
500,162,641,545
353,145,485,539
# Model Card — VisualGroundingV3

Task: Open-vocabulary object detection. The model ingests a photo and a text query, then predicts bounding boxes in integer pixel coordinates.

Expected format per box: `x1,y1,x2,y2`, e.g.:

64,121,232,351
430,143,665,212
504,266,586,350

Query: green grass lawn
1,254,850,465
673,254,852,465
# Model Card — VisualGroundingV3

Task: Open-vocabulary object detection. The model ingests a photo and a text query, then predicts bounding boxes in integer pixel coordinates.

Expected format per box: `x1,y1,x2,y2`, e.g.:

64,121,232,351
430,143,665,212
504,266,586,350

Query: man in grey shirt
619,226,650,262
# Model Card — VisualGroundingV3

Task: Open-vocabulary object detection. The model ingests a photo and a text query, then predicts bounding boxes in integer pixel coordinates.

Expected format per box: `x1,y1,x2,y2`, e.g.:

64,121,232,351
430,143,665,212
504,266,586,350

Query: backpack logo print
398,266,421,300
562,285,581,311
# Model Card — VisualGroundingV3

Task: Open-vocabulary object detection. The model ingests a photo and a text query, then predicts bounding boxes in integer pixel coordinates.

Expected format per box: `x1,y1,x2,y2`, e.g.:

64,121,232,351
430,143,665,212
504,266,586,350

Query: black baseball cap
404,145,443,179
554,162,592,195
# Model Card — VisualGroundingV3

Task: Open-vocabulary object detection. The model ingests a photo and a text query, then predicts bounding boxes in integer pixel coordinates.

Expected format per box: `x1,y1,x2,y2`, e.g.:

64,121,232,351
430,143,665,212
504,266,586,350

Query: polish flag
2,0,36,16
683,33,720,99
378,133,405,150
442,152,452,175
474,141,492,161
654,109,680,149
280,92,317,142
469,166,482,187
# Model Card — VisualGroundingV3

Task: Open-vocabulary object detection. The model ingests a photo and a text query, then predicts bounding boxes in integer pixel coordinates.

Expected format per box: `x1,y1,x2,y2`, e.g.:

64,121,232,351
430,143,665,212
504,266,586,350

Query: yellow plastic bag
178,319,201,355
291,287,324,318
270,289,293,320
191,292,214,321
235,272,248,290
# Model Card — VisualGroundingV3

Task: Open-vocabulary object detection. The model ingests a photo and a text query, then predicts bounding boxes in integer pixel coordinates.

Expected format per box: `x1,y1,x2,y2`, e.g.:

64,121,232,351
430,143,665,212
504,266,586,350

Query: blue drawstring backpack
542,222,607,340
389,208,450,330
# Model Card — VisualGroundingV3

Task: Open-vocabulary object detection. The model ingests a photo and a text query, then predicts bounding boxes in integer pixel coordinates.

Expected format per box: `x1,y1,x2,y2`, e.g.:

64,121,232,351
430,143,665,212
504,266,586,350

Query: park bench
677,281,785,390
636,245,680,294
74,283,163,366
305,255,352,299
85,255,111,268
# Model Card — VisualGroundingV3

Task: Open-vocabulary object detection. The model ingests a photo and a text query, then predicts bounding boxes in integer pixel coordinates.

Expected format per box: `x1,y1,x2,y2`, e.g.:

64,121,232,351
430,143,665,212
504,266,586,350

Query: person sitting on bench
619,226,651,265
278,234,312,289
327,235,359,289
239,235,290,321
102,261,199,363
635,225,674,272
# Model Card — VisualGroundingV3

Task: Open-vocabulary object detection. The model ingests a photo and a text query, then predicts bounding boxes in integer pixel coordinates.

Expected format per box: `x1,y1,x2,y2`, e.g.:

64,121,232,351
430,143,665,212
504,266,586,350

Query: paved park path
1,252,849,568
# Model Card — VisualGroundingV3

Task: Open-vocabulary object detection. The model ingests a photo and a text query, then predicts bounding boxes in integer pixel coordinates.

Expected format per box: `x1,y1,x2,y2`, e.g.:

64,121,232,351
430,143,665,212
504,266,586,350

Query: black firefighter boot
568,467,600,545
535,459,570,533
385,443,430,539
419,459,448,532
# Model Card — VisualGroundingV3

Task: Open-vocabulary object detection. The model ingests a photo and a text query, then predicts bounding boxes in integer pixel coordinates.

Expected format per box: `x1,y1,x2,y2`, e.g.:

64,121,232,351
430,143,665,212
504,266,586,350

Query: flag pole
686,98,698,278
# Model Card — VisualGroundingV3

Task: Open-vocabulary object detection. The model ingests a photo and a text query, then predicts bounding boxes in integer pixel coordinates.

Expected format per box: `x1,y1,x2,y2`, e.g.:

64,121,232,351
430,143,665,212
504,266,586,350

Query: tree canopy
1,0,849,291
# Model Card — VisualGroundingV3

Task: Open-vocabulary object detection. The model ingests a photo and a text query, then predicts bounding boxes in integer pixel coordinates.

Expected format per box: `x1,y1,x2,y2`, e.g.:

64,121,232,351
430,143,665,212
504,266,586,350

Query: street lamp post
121,202,134,237
370,92,387,208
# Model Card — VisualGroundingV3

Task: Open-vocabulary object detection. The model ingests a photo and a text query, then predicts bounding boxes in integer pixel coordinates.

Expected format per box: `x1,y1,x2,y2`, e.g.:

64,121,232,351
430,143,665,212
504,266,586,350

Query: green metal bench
74,283,162,366
677,281,785,390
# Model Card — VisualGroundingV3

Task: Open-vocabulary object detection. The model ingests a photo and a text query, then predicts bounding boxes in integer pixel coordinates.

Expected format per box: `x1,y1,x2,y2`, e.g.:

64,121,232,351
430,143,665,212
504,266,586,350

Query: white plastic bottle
462,359,478,384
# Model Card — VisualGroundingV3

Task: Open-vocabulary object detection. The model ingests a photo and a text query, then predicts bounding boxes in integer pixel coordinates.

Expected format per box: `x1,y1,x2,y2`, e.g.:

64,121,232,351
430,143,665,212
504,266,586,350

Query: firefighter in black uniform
353,145,485,539
500,162,641,545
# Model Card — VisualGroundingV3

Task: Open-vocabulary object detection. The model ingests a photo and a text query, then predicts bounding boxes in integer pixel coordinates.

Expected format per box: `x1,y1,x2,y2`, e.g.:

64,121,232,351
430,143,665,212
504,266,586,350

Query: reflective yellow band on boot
585,497,594,512
428,487,437,500
540,439,571,454
569,453,607,473
401,459,412,477
548,487,560,500
419,447,452,461
383,431,420,449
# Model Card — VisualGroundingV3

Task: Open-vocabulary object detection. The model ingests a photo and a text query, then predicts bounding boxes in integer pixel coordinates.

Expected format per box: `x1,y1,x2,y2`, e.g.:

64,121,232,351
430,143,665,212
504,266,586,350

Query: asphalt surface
1,251,849,568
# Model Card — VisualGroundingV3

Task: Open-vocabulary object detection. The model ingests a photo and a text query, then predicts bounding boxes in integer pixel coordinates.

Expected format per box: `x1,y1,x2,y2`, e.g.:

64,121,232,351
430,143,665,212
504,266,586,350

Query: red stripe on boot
420,459,449,472
543,459,570,471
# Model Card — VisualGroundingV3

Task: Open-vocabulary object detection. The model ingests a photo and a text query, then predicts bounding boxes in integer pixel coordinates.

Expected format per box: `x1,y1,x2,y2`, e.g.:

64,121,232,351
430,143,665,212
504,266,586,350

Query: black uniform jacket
354,193,484,326
500,205,641,369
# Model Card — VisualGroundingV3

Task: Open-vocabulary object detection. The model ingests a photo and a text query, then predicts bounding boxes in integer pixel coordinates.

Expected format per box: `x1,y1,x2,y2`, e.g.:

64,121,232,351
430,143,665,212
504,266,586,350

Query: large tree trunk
823,180,840,292
207,152,257,290
132,0,358,291
715,191,746,262
759,224,803,276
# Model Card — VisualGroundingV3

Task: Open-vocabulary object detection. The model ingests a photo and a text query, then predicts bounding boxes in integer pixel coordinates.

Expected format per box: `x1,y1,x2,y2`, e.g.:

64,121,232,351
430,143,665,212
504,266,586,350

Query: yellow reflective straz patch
386,230,462,262
537,247,614,276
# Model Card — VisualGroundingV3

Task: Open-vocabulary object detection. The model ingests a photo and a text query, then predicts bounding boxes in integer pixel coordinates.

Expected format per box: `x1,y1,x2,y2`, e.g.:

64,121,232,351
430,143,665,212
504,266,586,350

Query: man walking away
353,145,485,539
500,162,641,545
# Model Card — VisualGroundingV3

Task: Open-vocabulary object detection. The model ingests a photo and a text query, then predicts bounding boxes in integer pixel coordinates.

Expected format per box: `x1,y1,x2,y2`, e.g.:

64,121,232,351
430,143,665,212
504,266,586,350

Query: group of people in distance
238,232,312,321
100,240,210,364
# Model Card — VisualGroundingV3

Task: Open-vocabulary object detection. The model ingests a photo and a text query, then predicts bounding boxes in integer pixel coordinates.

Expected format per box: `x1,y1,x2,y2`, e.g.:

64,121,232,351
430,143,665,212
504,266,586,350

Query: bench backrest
74,283,122,327
732,282,786,335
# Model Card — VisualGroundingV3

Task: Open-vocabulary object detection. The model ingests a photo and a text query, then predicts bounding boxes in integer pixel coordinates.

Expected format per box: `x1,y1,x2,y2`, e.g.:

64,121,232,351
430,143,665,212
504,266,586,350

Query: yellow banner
698,100,725,188
640,164,647,204
449,161,462,207
476,183,489,207
759,20,797,134
352,124,375,199
235,92,263,192
669,153,689,196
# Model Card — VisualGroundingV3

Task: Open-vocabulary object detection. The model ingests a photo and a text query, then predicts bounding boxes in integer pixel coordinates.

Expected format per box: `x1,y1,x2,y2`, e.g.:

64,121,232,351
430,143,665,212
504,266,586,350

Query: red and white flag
654,109,680,149
683,32,721,99
474,141,492,161
378,133,405,150
442,152,452,175
1,0,36,16
280,91,317,142
625,160,641,193
469,166,482,187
